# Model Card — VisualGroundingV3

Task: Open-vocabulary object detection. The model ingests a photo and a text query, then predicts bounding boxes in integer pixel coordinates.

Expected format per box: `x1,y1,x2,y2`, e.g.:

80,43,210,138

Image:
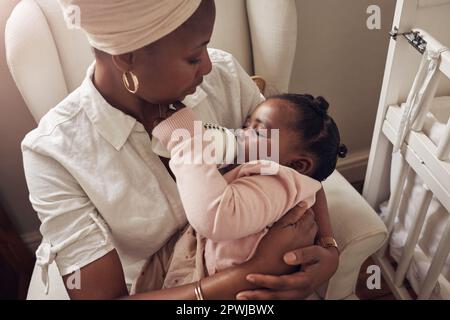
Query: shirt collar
81,63,137,151
182,85,207,109
81,62,208,150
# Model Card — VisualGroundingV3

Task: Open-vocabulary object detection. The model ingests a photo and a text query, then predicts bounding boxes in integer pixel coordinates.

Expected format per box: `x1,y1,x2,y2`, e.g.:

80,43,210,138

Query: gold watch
319,237,339,254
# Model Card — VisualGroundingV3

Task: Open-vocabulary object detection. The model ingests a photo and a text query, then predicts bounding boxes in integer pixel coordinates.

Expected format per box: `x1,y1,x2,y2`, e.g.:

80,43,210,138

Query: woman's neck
92,60,159,130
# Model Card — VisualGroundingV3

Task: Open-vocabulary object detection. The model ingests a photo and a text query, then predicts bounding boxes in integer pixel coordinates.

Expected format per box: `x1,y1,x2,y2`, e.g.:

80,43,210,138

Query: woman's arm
236,189,340,300
312,188,336,241
63,204,316,300
63,249,258,300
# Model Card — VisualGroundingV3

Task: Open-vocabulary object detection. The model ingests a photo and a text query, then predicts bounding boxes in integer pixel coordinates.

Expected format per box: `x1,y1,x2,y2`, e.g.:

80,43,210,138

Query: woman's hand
244,204,318,281
237,244,339,300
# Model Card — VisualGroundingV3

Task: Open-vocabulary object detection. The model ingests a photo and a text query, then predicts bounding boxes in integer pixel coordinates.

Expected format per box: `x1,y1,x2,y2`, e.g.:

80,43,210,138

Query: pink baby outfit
152,108,322,276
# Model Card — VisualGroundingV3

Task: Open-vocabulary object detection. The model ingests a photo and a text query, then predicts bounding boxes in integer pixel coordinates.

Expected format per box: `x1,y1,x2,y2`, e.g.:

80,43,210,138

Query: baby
133,94,347,291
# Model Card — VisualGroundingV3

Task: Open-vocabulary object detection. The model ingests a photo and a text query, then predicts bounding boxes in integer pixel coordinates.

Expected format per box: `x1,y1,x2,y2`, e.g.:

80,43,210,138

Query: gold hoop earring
122,71,139,94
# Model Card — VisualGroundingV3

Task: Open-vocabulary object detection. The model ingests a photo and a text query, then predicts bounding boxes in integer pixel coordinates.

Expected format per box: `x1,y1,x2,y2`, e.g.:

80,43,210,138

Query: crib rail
383,108,450,210
400,31,450,158
394,175,433,288
382,110,450,298
365,0,450,300
386,28,450,163
373,136,450,299
390,28,450,79
372,26,450,300
415,30,450,78
417,219,450,299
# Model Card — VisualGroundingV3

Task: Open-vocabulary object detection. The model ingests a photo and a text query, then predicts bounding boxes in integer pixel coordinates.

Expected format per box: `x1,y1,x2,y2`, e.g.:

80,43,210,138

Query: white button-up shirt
22,49,264,289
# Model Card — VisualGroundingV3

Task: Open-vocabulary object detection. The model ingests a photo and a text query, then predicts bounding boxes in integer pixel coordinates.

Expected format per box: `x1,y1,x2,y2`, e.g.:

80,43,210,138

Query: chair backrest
5,0,93,121
5,0,297,123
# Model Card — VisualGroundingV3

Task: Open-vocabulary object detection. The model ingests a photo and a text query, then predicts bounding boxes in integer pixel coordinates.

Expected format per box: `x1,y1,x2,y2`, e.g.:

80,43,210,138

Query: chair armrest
320,171,388,300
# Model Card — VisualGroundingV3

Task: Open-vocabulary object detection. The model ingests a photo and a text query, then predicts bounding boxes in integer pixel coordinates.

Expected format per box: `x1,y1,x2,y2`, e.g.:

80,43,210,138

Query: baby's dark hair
269,94,347,181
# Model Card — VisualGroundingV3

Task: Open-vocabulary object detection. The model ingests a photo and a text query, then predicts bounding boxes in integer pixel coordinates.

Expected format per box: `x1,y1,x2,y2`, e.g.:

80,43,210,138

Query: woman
22,0,338,299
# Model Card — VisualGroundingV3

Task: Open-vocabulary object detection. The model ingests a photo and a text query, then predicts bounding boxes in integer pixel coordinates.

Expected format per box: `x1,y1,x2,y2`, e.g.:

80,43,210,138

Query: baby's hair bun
312,96,329,117
338,144,348,159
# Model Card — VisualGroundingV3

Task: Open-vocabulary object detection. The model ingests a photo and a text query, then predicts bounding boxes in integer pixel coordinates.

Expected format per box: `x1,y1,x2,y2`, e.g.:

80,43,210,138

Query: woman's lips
188,86,197,93
191,79,204,91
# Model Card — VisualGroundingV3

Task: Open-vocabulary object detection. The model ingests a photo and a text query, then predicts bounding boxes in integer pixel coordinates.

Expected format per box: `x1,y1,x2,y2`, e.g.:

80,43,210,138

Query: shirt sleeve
232,54,266,119
22,142,115,293
207,49,265,127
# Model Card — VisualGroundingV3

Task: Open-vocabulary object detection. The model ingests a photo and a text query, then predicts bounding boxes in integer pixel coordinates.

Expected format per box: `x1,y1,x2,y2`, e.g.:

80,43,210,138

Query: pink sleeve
152,110,322,242
151,108,198,152
205,163,322,241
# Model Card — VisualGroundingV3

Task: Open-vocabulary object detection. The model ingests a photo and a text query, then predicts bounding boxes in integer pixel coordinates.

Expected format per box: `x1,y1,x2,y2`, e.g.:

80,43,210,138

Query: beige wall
0,1,41,239
291,0,396,157
1,0,396,241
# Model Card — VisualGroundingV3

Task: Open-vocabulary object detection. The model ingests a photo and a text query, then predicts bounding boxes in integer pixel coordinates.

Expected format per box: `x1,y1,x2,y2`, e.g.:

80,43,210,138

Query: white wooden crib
364,0,450,300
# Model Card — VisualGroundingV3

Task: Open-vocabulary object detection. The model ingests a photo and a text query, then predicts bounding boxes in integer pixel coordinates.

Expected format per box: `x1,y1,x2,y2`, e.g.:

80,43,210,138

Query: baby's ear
289,156,315,176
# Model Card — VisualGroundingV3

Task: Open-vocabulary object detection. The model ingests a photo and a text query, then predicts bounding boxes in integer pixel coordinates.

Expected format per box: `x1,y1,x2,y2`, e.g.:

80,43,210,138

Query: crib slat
436,117,450,160
418,218,450,300
377,159,410,258
394,184,433,286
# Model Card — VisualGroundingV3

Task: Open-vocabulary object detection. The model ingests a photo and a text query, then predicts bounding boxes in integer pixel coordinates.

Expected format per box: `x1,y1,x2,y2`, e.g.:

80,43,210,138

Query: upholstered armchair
5,0,387,300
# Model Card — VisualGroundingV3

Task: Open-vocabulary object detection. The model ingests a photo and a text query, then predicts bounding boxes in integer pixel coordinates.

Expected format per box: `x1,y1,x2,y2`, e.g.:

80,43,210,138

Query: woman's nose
200,51,213,76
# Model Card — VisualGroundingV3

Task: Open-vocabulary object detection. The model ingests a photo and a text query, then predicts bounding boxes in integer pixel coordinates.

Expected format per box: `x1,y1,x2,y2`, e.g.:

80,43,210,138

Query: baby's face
241,99,301,166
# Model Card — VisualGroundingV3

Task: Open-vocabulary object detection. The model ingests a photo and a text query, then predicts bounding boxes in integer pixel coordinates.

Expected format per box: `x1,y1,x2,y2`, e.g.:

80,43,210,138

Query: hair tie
311,96,330,118
338,144,348,158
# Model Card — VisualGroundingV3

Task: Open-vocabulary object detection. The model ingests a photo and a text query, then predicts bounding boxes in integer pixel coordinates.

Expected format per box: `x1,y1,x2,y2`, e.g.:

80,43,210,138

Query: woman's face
132,0,216,104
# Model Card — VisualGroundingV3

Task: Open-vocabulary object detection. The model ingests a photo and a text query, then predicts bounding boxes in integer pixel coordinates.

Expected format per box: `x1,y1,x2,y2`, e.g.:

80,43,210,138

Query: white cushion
209,0,253,74
322,171,387,299
33,0,94,92
6,0,68,122
247,0,298,94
